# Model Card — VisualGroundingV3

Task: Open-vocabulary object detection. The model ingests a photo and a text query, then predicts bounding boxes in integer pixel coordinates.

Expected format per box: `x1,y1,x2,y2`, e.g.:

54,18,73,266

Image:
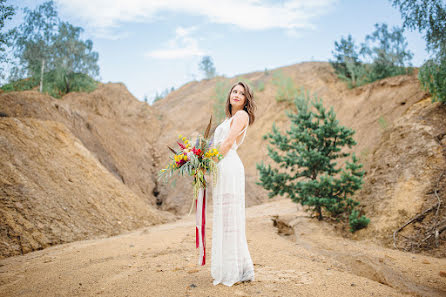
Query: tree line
331,0,445,105
0,0,99,98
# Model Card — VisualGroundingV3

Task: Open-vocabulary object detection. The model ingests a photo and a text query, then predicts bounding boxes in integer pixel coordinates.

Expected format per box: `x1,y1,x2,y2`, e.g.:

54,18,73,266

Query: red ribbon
195,188,206,265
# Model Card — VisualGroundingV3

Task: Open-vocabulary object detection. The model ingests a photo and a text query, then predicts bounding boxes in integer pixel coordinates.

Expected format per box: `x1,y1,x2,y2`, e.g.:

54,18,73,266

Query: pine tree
257,90,369,231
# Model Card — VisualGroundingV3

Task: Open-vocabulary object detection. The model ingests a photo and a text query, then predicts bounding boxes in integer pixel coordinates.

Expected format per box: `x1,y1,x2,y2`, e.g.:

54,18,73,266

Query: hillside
0,117,173,258
153,62,445,256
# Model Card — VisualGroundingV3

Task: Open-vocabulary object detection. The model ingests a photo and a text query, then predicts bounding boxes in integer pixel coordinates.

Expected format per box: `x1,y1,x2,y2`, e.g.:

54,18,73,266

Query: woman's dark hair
225,81,256,125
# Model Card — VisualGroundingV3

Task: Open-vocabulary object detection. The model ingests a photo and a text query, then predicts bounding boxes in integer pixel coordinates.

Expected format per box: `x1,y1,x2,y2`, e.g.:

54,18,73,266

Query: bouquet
158,116,222,266
158,116,222,213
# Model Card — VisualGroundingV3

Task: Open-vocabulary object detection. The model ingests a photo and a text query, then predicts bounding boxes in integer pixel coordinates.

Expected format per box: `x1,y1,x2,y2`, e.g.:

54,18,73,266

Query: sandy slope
0,199,444,297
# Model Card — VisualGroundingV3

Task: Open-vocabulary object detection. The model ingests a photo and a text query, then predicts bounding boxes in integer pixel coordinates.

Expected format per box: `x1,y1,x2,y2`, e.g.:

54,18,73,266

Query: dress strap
228,116,249,136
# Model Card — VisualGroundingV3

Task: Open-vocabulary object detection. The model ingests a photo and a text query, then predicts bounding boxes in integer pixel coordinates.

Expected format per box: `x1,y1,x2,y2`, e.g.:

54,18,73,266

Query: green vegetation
378,116,388,130
349,209,371,232
3,1,99,97
1,76,39,92
255,80,265,92
257,89,369,232
391,0,446,104
152,87,175,104
272,71,299,102
330,23,413,88
0,0,15,77
418,55,446,104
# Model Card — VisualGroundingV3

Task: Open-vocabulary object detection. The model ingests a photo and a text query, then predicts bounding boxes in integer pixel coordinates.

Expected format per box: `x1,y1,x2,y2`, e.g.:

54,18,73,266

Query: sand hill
0,62,445,260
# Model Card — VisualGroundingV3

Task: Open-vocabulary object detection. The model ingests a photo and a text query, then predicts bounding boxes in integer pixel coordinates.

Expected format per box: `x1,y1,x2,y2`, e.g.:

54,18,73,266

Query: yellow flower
179,134,182,139
183,155,187,161
182,137,186,142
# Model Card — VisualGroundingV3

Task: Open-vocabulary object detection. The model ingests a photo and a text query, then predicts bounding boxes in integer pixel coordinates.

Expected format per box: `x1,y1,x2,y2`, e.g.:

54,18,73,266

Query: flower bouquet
158,116,222,265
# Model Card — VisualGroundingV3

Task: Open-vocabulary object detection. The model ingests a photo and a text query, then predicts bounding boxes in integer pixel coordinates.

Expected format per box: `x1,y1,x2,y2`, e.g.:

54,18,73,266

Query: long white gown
211,115,255,286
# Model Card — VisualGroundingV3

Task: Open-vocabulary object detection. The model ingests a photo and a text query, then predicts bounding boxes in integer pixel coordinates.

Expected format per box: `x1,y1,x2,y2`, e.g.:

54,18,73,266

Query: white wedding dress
211,115,255,286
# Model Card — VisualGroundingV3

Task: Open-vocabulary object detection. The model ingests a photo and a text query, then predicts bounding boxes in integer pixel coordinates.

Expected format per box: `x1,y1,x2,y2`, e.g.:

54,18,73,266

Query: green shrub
272,71,299,102
42,69,97,98
256,80,265,92
418,54,446,104
1,76,39,92
378,116,388,130
349,209,370,232
0,70,97,98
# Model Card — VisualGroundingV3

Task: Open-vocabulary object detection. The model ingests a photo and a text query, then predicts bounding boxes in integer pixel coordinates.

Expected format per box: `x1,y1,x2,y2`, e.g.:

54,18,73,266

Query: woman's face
229,84,246,111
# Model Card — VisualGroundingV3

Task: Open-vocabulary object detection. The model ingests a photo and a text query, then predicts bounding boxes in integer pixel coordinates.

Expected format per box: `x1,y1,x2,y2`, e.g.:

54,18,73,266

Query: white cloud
145,26,205,59
55,0,338,37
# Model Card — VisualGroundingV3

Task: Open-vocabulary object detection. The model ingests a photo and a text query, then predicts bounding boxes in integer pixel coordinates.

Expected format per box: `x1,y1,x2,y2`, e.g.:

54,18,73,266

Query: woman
211,81,256,286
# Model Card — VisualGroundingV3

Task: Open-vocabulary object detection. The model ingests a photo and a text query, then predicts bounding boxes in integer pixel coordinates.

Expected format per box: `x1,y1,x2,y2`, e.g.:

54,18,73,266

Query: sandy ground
0,199,445,297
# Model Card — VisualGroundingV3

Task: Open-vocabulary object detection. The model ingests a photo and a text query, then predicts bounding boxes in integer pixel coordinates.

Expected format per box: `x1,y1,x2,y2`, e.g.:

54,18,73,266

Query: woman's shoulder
234,110,249,121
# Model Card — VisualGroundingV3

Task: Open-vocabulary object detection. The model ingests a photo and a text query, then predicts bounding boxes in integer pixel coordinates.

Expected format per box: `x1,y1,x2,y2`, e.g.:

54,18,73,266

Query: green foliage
391,0,446,54
213,80,231,123
153,87,173,103
272,71,299,102
330,35,363,85
391,0,446,104
349,209,370,232
256,80,265,92
378,116,388,130
7,1,99,96
9,1,59,82
43,69,97,98
199,56,216,79
418,52,446,104
361,23,413,81
1,70,97,97
0,0,15,75
331,23,413,88
0,76,39,92
257,89,368,231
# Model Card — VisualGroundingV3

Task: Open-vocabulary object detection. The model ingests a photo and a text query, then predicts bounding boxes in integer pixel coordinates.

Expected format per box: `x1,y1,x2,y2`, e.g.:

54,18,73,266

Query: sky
7,0,429,104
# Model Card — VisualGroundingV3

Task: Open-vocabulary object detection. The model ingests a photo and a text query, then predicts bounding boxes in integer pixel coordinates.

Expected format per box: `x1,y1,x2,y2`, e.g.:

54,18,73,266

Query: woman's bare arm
217,110,249,159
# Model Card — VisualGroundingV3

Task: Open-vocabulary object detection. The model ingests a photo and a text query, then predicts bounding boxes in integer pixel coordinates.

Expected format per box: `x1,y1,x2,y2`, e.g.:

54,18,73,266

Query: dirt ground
1,199,444,297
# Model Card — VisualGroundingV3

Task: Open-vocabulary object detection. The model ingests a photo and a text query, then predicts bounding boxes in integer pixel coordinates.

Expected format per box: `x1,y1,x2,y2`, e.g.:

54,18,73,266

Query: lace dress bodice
213,116,248,152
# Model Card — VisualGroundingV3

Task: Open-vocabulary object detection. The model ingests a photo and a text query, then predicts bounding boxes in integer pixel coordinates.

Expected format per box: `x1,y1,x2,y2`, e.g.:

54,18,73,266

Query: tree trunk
317,206,323,221
39,59,44,93
64,74,70,94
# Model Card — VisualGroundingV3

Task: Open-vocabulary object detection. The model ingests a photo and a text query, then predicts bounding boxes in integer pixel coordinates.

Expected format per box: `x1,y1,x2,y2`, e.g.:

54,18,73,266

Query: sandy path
0,199,445,297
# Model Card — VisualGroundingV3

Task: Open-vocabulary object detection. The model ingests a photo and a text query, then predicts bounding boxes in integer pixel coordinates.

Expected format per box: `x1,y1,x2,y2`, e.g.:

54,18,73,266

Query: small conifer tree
257,90,369,231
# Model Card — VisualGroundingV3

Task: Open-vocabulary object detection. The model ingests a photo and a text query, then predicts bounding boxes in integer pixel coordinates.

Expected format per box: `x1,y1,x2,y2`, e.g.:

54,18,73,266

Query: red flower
192,147,202,156
177,141,186,149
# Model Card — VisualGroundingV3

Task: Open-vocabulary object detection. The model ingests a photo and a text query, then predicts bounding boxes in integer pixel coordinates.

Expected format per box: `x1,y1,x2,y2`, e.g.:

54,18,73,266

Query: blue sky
8,0,428,103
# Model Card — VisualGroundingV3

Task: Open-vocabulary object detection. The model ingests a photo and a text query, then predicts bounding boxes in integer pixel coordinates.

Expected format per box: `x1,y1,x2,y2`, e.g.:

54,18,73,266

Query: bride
211,81,256,286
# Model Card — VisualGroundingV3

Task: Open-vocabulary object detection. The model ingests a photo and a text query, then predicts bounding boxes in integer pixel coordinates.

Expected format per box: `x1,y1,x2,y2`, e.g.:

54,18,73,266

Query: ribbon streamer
195,187,206,266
